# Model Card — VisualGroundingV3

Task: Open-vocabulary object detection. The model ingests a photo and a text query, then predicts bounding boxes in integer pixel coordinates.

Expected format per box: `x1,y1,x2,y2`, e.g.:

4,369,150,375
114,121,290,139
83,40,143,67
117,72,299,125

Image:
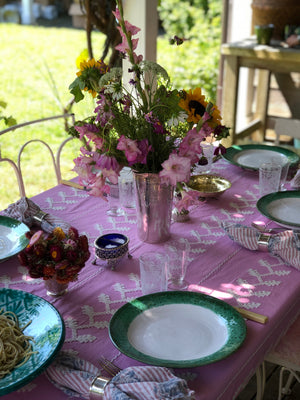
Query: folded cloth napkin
45,352,195,400
103,365,195,400
1,197,70,233
45,351,101,399
222,222,300,270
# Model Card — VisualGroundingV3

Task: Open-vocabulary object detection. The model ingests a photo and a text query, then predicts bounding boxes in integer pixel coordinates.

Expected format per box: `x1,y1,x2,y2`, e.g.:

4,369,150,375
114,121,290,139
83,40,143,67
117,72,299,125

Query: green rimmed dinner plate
109,291,246,368
0,288,65,395
257,191,300,229
0,216,29,262
222,144,299,171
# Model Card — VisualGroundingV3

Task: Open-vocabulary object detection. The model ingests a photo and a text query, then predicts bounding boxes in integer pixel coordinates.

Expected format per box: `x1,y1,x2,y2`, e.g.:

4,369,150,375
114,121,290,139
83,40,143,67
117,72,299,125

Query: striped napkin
103,365,195,400
45,352,195,400
1,197,70,233
45,351,101,399
222,222,300,270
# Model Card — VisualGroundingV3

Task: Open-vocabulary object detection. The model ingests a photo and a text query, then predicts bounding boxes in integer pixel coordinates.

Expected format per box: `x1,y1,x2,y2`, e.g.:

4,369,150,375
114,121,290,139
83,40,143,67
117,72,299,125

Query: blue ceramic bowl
93,233,130,269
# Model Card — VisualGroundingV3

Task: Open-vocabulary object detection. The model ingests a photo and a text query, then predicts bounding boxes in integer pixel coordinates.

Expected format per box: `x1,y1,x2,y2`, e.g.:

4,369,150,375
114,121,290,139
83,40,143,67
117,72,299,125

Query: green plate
0,288,65,395
109,291,246,368
0,216,29,262
257,191,300,228
222,144,299,171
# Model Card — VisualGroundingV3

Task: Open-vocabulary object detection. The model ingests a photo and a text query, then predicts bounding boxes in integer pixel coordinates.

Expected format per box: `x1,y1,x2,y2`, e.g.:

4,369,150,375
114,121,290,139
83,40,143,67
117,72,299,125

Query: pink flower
89,176,109,200
178,127,206,164
175,190,203,212
75,125,104,150
159,154,191,186
117,135,141,164
94,95,115,127
135,139,151,164
113,7,142,63
95,154,121,185
73,152,95,182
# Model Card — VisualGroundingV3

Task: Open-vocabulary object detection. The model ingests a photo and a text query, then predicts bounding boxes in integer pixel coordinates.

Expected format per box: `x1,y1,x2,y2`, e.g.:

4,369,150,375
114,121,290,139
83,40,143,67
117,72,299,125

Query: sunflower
208,104,222,127
76,59,109,97
178,88,208,124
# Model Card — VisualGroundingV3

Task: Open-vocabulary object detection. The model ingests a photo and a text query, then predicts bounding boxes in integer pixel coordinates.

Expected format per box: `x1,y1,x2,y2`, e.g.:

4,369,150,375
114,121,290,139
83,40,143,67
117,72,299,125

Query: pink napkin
103,365,195,400
222,222,300,270
45,351,101,399
1,197,70,233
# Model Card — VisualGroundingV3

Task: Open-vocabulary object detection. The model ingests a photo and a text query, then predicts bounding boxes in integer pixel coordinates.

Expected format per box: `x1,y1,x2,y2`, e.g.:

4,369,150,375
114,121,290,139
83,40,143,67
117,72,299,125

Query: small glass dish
93,233,131,269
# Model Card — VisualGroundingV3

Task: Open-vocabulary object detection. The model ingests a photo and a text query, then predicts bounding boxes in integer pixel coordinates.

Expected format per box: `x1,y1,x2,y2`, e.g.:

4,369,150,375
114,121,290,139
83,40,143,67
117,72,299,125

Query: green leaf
98,68,122,87
69,77,85,103
141,60,169,81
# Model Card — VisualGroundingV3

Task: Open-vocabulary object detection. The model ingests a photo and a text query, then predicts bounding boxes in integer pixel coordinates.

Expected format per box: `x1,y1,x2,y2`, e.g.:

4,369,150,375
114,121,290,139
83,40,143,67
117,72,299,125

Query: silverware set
99,356,121,377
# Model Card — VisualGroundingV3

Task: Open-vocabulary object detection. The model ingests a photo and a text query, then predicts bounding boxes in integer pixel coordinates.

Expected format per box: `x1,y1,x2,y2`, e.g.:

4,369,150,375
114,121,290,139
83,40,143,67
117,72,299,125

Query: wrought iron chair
0,113,77,208
256,316,300,400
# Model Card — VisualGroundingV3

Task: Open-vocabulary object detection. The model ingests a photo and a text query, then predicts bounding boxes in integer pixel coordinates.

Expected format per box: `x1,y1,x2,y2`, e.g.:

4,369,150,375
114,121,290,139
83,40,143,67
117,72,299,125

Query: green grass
0,22,220,210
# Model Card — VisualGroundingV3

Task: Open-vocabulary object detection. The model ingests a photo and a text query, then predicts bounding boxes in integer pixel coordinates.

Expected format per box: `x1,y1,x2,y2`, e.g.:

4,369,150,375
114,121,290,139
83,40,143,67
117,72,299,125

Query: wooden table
221,38,300,146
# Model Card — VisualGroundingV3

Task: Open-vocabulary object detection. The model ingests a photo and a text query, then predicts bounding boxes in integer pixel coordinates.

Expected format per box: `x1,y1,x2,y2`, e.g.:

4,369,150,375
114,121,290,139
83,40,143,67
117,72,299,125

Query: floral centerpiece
18,227,90,285
68,0,230,213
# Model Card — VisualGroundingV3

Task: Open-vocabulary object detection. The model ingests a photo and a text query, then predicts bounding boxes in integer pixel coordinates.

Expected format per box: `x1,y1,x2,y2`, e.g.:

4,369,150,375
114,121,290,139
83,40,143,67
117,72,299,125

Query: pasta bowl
0,288,65,395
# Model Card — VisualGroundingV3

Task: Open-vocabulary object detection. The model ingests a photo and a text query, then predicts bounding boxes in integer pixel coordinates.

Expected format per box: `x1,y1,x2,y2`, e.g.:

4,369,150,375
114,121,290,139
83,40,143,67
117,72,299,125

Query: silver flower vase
44,278,68,297
133,172,173,243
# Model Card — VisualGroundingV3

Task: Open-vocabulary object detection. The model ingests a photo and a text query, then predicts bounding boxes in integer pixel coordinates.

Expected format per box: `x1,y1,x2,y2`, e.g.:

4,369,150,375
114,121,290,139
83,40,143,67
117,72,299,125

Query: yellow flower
209,104,222,127
53,227,66,240
76,49,89,69
179,88,207,124
76,58,109,97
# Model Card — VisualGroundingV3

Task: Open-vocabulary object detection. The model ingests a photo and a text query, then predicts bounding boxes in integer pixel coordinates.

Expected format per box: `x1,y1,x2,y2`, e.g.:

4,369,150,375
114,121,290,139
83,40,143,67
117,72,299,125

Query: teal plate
109,291,246,368
0,216,30,262
0,288,65,395
222,144,299,171
257,191,300,228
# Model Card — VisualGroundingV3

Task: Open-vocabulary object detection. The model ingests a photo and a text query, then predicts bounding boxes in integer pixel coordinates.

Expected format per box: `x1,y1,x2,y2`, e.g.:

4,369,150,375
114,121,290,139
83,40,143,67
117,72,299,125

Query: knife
235,307,268,324
60,180,90,191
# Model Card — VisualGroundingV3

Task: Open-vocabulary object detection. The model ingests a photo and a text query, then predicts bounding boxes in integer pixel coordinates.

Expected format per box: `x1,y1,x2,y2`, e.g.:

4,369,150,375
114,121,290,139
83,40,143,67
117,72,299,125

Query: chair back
274,118,300,145
0,113,77,208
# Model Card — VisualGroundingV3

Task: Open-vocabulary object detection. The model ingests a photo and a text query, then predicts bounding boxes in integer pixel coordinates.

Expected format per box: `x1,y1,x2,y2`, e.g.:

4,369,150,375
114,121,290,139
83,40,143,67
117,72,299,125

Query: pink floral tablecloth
1,159,299,400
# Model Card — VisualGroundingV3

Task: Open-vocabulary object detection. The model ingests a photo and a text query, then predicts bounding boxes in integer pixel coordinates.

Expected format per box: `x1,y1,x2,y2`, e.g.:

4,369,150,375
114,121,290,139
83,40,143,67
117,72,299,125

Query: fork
99,356,121,377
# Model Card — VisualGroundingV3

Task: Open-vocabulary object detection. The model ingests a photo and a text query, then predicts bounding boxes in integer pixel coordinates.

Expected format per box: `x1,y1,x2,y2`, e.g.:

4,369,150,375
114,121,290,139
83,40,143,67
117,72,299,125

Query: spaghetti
0,308,35,379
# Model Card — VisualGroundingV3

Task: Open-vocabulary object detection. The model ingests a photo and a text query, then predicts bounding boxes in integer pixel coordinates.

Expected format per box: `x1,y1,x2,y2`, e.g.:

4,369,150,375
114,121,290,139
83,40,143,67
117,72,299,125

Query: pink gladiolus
178,127,206,163
159,154,191,186
117,135,141,164
135,139,151,164
75,125,104,150
175,190,203,212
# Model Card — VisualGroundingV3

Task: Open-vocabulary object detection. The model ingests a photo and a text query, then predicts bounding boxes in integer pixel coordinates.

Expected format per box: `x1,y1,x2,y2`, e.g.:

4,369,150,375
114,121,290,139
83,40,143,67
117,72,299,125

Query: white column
122,0,158,85
227,0,252,131
21,0,35,25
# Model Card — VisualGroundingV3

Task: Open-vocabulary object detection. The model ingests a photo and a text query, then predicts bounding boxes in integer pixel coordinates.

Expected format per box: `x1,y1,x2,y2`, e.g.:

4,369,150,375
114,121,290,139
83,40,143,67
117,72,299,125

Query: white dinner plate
222,144,299,171
257,191,300,228
109,291,246,368
0,216,29,262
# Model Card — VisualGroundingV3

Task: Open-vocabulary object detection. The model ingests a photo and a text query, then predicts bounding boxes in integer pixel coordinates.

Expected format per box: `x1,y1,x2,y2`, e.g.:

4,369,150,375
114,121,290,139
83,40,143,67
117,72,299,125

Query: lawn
0,20,220,210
